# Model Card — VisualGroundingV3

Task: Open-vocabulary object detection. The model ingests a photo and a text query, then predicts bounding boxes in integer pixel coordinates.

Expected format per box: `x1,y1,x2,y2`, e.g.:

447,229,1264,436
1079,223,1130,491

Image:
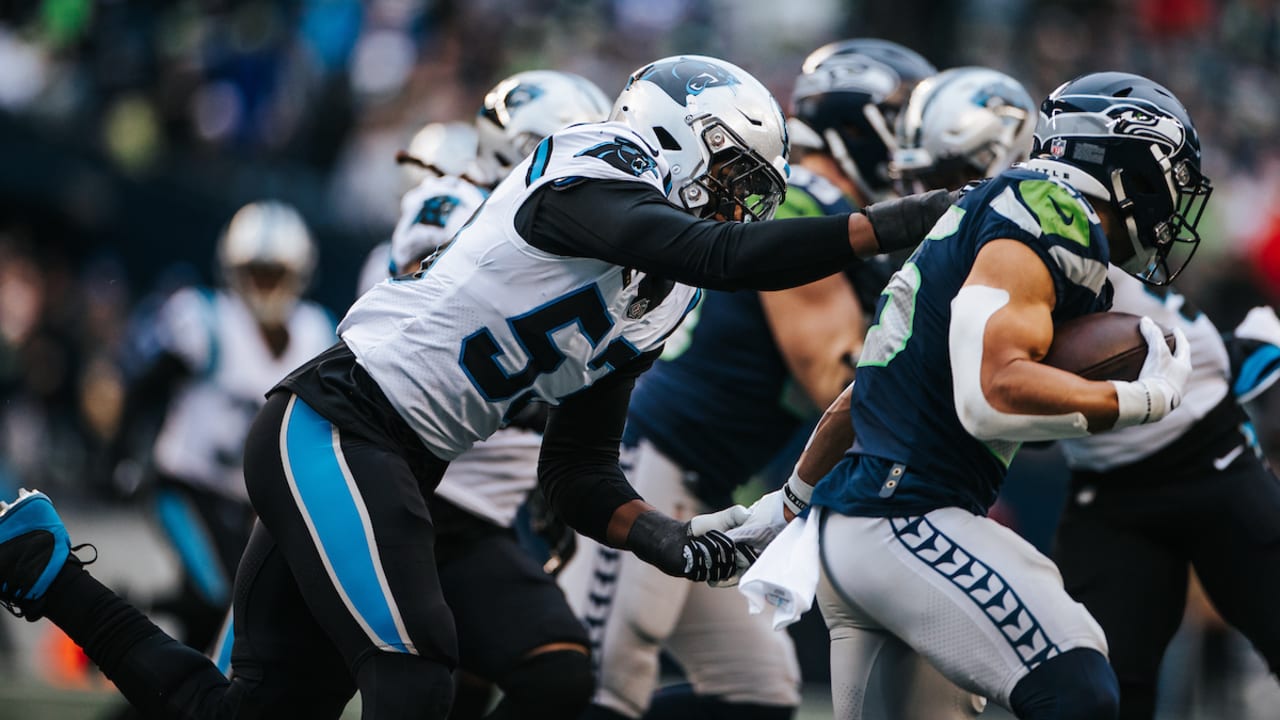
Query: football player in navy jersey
0,55,953,720
890,67,1280,720
558,39,935,720
732,72,1212,720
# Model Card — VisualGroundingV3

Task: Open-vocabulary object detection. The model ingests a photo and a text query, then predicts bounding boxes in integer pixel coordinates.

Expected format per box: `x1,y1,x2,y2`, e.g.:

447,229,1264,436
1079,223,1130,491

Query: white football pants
557,439,801,718
817,507,1109,717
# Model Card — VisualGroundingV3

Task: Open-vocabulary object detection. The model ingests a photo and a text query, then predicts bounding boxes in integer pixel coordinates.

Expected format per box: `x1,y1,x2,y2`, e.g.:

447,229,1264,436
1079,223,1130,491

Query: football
1041,312,1177,382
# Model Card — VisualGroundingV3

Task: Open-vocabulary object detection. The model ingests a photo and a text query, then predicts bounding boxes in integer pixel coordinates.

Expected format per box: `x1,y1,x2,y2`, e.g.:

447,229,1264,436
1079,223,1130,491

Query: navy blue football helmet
1028,72,1212,285
790,39,937,201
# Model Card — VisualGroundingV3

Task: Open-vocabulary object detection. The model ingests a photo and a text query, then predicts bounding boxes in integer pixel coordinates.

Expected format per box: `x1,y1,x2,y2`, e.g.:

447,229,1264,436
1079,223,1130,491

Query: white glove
689,505,750,536
1111,317,1191,428
727,489,788,551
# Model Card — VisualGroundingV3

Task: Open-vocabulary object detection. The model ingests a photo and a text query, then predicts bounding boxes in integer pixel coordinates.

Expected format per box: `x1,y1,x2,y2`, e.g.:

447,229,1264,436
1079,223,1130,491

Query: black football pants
1055,431,1280,720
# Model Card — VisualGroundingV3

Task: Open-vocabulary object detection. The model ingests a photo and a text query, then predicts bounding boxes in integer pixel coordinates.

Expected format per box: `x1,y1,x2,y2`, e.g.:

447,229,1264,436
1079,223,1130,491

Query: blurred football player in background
734,71,1212,720
892,65,1280,720
789,39,936,208
558,38,934,720
0,55,952,719
356,121,483,297
109,201,336,653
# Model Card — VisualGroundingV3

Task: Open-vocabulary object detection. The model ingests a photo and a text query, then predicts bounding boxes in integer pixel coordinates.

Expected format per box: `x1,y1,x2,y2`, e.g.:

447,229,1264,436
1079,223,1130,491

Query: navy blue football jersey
811,167,1113,517
625,166,867,505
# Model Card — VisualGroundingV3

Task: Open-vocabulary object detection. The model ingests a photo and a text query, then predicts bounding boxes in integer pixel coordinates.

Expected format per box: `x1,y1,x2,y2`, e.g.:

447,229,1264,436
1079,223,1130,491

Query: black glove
680,530,746,583
626,511,748,583
861,188,957,253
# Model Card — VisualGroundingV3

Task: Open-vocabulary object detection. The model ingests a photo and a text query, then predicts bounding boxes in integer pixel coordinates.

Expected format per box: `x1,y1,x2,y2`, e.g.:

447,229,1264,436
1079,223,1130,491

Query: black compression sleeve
516,180,854,291
536,349,660,545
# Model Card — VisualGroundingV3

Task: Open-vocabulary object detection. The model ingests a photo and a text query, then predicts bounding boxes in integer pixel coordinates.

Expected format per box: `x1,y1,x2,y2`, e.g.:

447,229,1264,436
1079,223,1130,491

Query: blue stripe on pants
210,610,234,676
282,397,414,653
156,487,229,606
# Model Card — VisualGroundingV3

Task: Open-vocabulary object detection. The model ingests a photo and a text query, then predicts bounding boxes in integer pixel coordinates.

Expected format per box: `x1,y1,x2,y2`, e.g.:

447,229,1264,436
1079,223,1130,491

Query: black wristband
862,188,956,253
625,511,689,577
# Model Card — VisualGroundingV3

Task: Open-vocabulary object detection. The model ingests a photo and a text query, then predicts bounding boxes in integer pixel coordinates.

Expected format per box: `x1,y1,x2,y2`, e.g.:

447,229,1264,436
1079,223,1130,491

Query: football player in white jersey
356,121,485,297
887,66,1280,719
364,71,612,719
557,39,936,720
109,201,336,653
0,55,954,719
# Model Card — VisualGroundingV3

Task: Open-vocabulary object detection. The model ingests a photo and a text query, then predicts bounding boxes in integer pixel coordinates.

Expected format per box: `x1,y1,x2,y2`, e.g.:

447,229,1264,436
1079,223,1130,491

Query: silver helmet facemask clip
680,119,787,222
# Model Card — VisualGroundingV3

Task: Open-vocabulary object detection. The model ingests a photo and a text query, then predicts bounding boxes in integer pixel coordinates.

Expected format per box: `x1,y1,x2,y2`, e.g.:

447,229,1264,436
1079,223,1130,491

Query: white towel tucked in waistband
738,507,822,630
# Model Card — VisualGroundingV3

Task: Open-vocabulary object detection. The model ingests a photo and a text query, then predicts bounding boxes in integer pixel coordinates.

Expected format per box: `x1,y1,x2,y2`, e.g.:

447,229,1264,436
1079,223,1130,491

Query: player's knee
355,651,454,718
499,647,595,716
1010,648,1118,720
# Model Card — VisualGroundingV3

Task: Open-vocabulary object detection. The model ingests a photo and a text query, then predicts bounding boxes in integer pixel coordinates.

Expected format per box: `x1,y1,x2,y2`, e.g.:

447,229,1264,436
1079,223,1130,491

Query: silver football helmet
395,122,479,186
892,66,1038,194
217,201,316,326
613,55,789,222
474,70,612,186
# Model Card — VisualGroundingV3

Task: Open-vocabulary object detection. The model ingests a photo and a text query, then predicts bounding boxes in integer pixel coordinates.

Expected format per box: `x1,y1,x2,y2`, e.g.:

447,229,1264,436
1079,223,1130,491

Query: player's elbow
953,387,1007,441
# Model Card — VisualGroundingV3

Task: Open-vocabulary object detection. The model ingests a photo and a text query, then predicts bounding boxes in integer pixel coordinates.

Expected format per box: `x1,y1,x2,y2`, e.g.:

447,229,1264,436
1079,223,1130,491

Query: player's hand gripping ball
1042,311,1177,381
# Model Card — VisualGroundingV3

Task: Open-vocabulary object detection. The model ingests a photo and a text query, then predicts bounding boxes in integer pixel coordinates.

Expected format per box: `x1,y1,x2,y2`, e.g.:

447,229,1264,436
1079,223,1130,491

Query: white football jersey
389,175,488,275
341,122,700,461
355,241,391,298
152,288,337,500
433,426,542,526
1059,267,1230,471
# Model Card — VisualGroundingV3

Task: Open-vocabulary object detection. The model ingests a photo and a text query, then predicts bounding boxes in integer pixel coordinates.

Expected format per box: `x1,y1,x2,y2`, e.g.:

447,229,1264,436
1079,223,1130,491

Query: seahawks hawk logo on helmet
636,58,739,105
1106,105,1186,152
576,137,660,181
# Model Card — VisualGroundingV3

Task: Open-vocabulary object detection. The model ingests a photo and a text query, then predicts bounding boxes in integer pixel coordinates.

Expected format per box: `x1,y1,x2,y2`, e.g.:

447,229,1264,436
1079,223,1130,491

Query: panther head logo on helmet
613,55,789,223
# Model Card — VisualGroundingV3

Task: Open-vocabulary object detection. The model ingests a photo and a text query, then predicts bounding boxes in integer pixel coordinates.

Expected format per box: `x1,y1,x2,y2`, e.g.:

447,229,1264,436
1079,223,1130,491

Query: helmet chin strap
822,128,877,203
1108,167,1155,276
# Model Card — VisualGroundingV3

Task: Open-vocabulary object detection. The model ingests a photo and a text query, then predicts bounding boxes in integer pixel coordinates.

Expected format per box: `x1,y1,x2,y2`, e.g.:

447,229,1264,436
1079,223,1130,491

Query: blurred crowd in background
0,0,1278,716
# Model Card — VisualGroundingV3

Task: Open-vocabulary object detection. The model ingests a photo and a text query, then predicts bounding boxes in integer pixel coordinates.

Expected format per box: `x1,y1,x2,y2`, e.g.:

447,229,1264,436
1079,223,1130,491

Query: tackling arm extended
537,350,744,583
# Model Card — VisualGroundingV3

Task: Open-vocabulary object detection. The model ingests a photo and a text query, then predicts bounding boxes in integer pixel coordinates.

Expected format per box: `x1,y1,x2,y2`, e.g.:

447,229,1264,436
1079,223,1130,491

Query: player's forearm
762,275,865,409
983,360,1121,432
537,457,642,545
794,358,857,413
796,382,856,484
855,188,955,256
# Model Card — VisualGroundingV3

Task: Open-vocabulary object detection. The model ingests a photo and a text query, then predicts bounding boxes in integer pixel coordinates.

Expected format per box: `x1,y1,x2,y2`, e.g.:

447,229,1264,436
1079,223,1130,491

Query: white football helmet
892,66,1037,194
613,55,789,222
217,201,316,326
395,122,479,186
474,70,612,186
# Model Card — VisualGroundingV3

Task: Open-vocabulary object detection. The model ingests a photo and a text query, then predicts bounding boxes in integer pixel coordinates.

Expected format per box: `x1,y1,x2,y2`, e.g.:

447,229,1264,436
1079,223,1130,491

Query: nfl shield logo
626,298,650,319
1050,138,1067,158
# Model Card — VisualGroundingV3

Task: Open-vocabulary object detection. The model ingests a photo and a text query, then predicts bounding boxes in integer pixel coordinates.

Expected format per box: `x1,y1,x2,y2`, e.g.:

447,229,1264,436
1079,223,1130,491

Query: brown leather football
1041,312,1177,382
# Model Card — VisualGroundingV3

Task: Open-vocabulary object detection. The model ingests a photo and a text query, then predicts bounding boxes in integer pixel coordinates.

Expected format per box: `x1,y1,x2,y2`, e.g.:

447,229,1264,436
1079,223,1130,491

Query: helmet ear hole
653,126,682,151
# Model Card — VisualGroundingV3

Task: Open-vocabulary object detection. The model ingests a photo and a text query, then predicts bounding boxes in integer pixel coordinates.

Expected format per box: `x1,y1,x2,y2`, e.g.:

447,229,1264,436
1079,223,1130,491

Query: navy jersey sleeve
959,171,1113,318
